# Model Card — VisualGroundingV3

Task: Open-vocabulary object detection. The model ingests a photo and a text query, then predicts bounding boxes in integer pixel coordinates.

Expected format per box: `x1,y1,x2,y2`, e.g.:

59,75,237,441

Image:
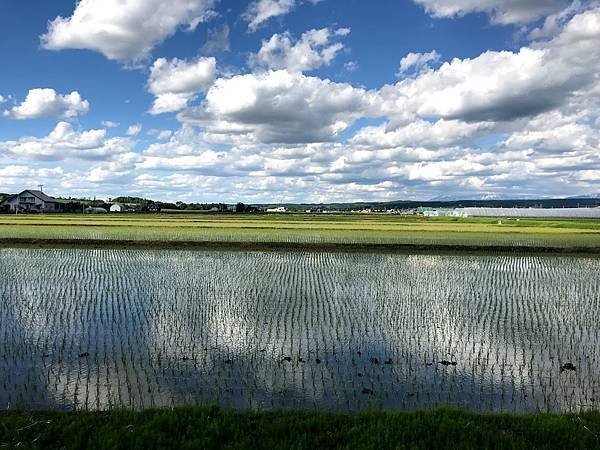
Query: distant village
1,188,600,218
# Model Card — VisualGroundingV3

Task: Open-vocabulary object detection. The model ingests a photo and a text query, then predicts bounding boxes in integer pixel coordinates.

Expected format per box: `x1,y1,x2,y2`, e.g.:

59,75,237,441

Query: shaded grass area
1,407,600,449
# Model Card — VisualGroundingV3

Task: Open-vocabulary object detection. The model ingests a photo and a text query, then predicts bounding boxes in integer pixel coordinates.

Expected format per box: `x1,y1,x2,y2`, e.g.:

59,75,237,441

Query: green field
0,213,599,251
2,406,600,449
1,215,600,448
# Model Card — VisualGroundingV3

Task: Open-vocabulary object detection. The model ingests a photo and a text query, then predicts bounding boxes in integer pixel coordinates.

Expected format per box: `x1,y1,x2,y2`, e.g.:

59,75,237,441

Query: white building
266,206,287,213
454,207,600,219
422,209,456,217
0,189,59,212
110,203,125,212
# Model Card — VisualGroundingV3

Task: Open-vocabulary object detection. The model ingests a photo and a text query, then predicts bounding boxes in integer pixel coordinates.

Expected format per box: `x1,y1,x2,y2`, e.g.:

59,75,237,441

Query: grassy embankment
1,406,600,449
0,213,599,252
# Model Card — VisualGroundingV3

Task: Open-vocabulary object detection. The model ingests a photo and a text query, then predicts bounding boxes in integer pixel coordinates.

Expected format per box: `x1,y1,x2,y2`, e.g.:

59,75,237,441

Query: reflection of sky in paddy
0,249,598,412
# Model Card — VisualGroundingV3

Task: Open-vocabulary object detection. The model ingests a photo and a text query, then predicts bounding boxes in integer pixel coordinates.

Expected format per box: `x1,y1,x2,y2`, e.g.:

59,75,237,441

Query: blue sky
0,0,598,202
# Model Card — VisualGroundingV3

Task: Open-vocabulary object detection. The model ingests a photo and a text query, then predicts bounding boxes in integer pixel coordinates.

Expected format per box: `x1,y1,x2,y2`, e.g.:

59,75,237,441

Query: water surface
0,248,598,412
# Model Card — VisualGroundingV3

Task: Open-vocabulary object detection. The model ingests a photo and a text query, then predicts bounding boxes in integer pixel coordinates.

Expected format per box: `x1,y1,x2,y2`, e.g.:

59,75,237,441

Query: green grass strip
1,407,600,449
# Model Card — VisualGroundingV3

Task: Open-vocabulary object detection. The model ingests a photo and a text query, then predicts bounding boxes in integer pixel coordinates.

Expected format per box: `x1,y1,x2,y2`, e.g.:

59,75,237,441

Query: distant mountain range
429,193,504,202
567,194,600,199
271,197,600,211
429,193,600,202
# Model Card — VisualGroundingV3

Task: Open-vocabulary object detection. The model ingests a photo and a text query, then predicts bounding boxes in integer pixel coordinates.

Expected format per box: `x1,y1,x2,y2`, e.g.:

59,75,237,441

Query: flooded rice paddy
0,248,598,413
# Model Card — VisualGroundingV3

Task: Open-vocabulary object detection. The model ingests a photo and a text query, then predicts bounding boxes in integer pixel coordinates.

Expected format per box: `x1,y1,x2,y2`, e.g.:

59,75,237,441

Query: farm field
0,213,599,251
1,248,598,413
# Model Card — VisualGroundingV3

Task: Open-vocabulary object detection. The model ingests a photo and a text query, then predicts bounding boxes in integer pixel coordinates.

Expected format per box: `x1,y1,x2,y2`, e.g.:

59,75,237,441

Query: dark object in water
561,362,576,372
281,356,292,362
78,352,89,358
370,357,380,364
439,360,457,366
384,358,393,365
361,388,374,395
315,358,321,364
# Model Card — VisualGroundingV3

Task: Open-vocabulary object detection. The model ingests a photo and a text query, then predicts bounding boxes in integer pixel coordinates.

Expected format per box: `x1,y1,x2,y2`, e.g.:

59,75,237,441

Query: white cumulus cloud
243,0,296,32
397,50,440,76
0,122,133,161
148,57,217,114
126,124,143,136
250,28,350,73
5,89,89,120
413,0,568,24
350,119,492,149
379,7,600,126
179,69,379,144
41,0,217,61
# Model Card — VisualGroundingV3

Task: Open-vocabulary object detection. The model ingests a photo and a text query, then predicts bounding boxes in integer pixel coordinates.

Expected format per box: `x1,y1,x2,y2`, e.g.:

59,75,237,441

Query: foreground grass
0,213,599,251
1,407,600,449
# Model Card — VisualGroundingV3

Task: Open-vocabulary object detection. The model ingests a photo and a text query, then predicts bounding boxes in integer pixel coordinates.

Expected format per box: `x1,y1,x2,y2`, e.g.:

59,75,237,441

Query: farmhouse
0,189,60,212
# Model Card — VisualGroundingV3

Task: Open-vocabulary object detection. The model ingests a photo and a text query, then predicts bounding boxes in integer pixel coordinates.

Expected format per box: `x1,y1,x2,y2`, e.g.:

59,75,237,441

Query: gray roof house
0,189,60,212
